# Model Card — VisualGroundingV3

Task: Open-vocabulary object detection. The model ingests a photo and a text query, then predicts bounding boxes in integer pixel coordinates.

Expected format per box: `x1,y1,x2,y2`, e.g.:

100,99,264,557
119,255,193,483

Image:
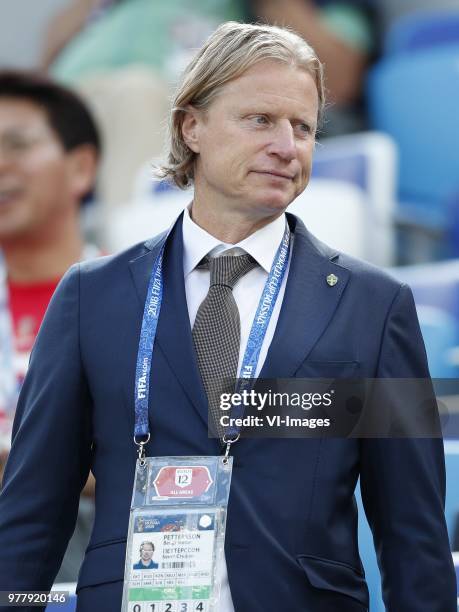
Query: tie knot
206,253,257,288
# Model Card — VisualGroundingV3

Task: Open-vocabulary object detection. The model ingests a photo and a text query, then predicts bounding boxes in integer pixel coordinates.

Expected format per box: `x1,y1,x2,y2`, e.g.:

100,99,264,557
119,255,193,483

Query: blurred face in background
0,98,82,242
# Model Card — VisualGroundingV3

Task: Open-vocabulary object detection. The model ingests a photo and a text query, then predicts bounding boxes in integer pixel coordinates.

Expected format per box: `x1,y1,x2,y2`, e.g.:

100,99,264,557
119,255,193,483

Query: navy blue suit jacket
0,214,456,611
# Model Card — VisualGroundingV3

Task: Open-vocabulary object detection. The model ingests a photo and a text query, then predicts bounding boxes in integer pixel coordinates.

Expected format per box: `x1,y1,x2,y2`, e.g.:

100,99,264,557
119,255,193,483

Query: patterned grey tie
192,253,258,437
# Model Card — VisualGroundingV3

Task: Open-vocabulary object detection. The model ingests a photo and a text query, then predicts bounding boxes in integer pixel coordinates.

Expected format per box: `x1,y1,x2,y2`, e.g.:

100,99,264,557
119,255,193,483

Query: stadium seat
313,131,397,266
357,448,459,611
109,131,397,265
367,44,459,232
390,260,459,324
415,305,459,378
106,178,192,252
386,9,459,55
390,260,459,378
286,179,367,259
107,165,369,261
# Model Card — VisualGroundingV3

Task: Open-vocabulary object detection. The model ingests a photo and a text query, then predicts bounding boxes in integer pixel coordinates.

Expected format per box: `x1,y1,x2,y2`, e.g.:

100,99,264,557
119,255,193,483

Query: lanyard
134,218,291,457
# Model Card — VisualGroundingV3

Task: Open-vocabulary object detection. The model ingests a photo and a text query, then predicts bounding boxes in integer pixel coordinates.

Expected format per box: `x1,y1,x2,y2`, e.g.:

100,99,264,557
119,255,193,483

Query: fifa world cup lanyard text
121,221,291,612
134,222,291,460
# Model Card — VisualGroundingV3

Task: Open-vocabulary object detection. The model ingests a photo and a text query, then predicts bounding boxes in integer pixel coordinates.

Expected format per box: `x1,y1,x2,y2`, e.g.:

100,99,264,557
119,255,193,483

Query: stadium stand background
1,1,459,609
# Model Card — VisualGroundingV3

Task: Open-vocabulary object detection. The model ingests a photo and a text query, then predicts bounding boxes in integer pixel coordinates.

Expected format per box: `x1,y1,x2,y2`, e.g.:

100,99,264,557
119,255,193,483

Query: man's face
185,60,319,222
0,98,79,241
140,544,154,562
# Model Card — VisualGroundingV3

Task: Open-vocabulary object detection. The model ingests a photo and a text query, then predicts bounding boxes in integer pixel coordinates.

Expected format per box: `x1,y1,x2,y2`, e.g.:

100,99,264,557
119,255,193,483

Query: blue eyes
253,115,269,125
249,115,312,136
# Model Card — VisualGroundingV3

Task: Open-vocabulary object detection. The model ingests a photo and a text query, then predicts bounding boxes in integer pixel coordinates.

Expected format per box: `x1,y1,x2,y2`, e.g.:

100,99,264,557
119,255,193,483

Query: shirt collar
182,206,287,277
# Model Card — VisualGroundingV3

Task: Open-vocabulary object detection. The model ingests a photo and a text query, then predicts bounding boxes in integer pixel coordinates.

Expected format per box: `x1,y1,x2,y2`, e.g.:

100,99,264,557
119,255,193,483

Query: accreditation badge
121,456,233,612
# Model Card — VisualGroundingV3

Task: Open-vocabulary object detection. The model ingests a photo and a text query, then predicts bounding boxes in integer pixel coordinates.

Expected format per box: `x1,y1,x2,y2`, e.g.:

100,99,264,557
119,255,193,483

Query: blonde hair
157,21,325,189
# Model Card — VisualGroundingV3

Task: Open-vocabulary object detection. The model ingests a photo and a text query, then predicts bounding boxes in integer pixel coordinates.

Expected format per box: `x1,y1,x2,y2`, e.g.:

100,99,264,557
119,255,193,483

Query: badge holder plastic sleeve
121,456,233,612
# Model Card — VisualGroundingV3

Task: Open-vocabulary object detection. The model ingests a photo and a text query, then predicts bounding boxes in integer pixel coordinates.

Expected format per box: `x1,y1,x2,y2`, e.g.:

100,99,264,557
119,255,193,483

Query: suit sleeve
0,263,92,598
360,283,457,611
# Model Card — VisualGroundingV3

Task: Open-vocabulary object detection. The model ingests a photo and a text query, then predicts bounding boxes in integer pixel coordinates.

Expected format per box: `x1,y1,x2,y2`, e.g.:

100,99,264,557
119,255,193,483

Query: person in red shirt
0,71,101,475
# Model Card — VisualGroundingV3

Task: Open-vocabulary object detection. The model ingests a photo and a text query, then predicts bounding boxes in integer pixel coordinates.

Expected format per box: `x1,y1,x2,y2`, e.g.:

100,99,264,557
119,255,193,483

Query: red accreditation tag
154,465,213,499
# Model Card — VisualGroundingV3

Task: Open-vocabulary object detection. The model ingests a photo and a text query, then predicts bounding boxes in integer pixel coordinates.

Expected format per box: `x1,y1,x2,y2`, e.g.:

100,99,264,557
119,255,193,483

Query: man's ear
181,106,201,154
66,144,99,201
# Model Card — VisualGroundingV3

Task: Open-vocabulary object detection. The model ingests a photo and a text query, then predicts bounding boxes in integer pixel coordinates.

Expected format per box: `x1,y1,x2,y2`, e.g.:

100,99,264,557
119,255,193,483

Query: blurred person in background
39,0,248,220
250,0,375,136
42,0,117,70
38,0,376,219
0,0,75,71
0,71,101,580
42,0,246,81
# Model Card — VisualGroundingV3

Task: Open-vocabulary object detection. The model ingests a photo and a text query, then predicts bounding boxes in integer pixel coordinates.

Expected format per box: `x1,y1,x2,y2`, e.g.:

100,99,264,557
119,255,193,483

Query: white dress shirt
182,207,293,611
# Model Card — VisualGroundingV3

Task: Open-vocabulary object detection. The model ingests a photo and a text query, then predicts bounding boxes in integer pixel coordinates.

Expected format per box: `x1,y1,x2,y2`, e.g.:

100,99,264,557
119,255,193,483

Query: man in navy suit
0,21,456,612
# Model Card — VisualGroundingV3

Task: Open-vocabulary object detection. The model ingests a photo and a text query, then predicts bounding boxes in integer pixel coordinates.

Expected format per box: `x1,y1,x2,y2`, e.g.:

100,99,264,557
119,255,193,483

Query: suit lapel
128,214,210,431
127,213,351,440
128,231,167,308
259,214,350,379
